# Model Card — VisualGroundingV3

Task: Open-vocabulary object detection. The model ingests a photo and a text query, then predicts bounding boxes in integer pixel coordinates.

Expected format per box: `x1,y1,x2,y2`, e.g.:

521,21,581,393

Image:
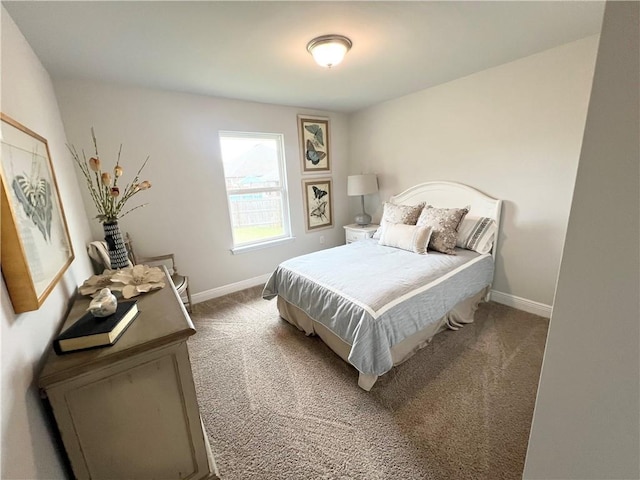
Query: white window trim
230,236,296,255
219,131,292,250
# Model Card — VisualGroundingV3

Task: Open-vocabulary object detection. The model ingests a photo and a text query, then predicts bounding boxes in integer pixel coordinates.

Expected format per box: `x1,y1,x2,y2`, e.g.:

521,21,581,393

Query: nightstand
344,224,379,244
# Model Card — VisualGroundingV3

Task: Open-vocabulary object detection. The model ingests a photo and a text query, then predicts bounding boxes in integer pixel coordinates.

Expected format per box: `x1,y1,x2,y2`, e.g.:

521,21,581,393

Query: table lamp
347,174,378,226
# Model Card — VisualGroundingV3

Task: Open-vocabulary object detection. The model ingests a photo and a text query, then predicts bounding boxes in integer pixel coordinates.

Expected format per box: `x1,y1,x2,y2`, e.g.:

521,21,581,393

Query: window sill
231,236,295,255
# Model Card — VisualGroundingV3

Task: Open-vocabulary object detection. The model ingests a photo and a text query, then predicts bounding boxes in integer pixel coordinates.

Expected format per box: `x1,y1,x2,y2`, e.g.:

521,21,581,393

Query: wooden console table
38,273,219,479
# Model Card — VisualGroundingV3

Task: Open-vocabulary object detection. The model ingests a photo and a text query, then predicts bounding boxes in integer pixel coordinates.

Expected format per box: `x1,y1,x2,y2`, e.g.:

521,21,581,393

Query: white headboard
390,181,502,260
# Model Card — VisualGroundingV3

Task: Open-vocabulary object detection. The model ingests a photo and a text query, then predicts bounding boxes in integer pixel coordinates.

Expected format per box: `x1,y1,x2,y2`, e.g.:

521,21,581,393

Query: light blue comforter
262,240,493,376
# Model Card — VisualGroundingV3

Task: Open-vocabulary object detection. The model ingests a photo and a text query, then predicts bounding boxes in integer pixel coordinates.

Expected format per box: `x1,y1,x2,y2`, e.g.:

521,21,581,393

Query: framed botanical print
298,115,330,173
302,178,333,231
1,113,75,313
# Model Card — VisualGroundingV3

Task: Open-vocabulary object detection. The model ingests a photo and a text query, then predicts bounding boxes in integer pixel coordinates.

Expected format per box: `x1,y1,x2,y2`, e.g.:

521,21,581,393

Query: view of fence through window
219,132,290,247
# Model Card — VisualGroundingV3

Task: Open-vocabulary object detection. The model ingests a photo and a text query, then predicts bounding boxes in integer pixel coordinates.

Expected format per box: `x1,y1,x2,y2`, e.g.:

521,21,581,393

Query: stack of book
54,300,139,355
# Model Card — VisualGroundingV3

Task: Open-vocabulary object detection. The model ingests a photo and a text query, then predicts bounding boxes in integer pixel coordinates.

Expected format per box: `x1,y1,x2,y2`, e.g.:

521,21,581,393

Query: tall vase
103,221,129,269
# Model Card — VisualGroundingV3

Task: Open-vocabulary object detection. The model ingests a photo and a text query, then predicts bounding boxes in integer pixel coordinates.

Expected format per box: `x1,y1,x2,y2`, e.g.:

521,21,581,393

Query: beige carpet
188,286,548,480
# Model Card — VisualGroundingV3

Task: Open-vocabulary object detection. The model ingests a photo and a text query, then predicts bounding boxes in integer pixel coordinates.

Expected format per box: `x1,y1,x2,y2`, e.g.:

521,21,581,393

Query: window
219,131,292,252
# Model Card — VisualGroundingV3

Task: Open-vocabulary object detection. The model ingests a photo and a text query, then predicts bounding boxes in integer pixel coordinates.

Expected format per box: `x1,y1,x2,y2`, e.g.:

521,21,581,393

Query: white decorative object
110,264,166,299
88,288,118,317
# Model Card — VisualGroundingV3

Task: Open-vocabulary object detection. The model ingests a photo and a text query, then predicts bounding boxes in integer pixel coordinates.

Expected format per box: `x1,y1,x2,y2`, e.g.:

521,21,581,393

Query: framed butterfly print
0,113,74,313
302,178,333,231
298,115,330,174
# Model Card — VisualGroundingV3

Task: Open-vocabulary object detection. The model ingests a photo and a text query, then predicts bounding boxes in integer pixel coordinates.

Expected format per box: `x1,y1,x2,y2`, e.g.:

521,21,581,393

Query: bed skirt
276,287,488,391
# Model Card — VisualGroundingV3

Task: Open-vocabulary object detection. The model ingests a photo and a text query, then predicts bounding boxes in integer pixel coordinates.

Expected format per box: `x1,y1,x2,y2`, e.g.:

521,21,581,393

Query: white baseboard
192,273,271,304
490,290,552,318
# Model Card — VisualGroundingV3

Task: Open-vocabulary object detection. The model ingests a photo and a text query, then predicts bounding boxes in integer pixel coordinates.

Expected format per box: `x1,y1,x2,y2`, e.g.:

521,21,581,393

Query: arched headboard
389,181,502,261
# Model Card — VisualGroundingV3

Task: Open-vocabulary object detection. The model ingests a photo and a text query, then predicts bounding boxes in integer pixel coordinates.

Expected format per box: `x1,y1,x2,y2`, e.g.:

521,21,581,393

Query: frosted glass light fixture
307,35,353,68
347,174,378,226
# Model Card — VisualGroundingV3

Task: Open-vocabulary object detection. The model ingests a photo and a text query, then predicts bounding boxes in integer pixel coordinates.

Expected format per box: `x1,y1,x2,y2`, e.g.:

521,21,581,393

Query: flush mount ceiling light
306,34,353,68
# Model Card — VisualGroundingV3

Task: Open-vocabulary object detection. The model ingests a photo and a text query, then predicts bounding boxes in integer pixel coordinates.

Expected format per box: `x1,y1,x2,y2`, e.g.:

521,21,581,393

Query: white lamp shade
347,174,378,196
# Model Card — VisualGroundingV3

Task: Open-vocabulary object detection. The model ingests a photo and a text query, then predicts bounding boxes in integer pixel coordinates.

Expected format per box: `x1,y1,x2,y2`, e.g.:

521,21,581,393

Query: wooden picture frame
302,178,333,231
1,113,75,313
298,115,330,174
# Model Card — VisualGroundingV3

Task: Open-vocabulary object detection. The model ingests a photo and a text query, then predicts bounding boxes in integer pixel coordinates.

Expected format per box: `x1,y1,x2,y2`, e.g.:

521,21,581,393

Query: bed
262,181,502,390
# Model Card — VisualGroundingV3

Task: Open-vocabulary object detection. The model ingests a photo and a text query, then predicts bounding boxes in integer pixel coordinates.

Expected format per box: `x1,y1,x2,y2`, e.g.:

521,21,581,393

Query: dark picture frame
302,177,333,231
1,113,75,313
298,115,330,174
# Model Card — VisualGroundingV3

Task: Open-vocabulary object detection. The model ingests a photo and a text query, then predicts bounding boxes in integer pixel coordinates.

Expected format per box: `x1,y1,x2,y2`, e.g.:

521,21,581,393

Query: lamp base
354,212,372,226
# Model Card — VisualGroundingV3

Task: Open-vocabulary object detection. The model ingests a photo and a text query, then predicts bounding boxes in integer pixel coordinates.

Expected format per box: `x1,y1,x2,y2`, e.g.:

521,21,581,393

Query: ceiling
4,1,604,113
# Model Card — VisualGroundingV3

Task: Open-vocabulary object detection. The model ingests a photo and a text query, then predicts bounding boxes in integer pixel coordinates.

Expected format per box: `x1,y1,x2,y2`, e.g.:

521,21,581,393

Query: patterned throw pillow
373,202,425,239
378,224,433,254
456,216,497,254
416,205,469,254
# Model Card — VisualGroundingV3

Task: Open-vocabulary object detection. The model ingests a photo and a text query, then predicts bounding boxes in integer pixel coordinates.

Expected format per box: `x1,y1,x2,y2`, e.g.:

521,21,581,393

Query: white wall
524,2,639,478
349,36,599,308
1,8,95,479
53,80,350,300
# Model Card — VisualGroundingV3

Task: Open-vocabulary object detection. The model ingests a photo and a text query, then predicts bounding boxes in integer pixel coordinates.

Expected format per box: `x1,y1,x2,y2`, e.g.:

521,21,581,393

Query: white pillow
378,224,432,254
456,216,497,254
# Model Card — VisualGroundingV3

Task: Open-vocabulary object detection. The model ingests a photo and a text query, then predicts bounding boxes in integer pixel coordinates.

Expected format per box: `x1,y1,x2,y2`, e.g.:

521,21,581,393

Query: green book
54,300,139,355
